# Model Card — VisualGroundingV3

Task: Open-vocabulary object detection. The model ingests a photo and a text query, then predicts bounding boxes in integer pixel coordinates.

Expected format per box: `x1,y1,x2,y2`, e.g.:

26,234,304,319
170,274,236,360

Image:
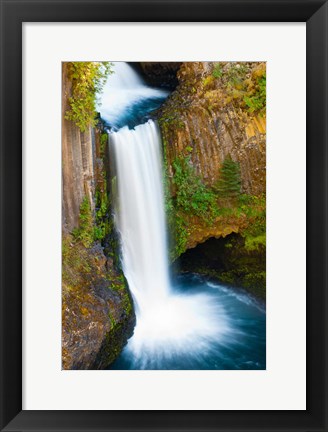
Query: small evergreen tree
215,156,241,198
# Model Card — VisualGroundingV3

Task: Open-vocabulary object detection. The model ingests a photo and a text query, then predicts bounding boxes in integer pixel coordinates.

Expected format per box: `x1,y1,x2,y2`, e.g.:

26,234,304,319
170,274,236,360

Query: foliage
71,191,112,247
165,156,220,260
212,63,223,79
215,156,241,198
172,156,218,221
203,75,216,89
94,184,110,242
244,75,266,115
62,235,92,289
243,216,266,251
204,62,266,115
233,194,266,252
165,154,265,260
100,132,108,157
72,197,94,248
65,62,112,132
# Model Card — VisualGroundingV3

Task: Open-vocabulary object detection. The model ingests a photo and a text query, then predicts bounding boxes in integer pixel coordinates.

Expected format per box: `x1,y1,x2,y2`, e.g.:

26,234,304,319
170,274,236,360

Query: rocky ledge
62,238,135,370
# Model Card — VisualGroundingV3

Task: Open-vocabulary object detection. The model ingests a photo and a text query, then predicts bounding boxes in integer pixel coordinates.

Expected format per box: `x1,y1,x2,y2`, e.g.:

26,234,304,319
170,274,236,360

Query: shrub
72,196,94,248
244,75,266,115
65,62,112,132
172,156,218,221
212,63,223,79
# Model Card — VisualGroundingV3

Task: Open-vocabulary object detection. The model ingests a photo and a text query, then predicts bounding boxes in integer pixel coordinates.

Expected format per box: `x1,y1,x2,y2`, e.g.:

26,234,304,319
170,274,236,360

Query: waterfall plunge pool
110,273,265,370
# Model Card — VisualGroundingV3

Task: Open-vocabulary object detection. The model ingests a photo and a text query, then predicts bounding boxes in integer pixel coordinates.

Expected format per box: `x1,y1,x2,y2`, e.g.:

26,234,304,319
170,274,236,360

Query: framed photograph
0,0,327,431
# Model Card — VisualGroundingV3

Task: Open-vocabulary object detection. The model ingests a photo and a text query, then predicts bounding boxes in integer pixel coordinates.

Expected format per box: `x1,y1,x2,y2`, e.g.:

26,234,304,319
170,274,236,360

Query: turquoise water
110,274,266,370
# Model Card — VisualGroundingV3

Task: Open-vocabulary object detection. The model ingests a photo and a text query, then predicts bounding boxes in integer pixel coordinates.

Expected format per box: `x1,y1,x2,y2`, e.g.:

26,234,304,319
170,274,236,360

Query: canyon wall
159,62,266,195
157,62,266,297
62,63,96,232
61,63,135,369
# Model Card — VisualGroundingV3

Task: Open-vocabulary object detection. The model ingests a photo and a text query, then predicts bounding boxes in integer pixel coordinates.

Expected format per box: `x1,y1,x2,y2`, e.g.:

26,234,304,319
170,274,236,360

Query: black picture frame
0,0,327,431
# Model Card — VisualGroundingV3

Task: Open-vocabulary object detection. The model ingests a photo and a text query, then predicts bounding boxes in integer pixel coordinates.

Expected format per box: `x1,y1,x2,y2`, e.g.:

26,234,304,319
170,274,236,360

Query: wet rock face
177,234,266,299
159,61,266,195
62,240,135,370
136,62,182,89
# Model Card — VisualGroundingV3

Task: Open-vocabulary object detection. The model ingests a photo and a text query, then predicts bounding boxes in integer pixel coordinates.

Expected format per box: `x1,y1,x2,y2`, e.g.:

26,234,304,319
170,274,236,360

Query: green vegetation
72,190,112,248
94,188,108,242
212,63,223,79
242,214,266,252
62,235,92,289
164,154,265,262
207,62,266,115
172,156,218,221
215,156,241,198
100,132,108,157
244,75,266,115
167,156,219,259
158,109,185,132
65,62,112,132
72,197,94,248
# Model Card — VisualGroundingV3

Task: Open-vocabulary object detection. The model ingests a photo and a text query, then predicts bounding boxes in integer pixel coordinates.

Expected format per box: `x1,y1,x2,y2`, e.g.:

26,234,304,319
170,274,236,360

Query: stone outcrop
157,62,266,296
159,62,266,195
62,240,135,369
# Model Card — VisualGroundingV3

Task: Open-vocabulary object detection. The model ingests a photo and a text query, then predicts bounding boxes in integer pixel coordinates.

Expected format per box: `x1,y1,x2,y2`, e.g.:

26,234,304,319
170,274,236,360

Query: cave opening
175,233,266,299
129,62,181,90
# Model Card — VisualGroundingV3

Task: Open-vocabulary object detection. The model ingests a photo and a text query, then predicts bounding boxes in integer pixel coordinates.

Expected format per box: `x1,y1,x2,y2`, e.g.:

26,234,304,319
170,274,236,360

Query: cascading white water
101,62,168,129
110,120,231,365
110,121,171,313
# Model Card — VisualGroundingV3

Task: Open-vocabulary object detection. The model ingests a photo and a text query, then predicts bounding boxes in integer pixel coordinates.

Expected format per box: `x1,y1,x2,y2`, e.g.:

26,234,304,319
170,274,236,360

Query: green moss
158,108,185,133
62,235,93,290
240,200,266,251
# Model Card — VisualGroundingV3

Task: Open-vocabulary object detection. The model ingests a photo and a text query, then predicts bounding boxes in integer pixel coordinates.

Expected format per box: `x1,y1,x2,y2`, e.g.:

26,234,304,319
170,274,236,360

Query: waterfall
110,121,171,314
110,120,231,367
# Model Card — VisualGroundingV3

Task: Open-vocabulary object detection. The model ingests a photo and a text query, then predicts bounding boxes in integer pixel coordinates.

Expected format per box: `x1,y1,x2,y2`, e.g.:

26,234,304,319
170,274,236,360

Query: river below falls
109,273,266,370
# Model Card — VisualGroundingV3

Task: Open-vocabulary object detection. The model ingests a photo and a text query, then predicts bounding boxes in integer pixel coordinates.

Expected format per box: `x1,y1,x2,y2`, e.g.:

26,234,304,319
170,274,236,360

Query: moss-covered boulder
62,237,135,369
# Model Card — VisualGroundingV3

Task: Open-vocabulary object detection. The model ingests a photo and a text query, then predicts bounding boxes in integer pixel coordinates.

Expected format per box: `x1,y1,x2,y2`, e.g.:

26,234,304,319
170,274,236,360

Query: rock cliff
62,63,96,232
159,62,266,195
62,63,135,369
157,61,266,297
